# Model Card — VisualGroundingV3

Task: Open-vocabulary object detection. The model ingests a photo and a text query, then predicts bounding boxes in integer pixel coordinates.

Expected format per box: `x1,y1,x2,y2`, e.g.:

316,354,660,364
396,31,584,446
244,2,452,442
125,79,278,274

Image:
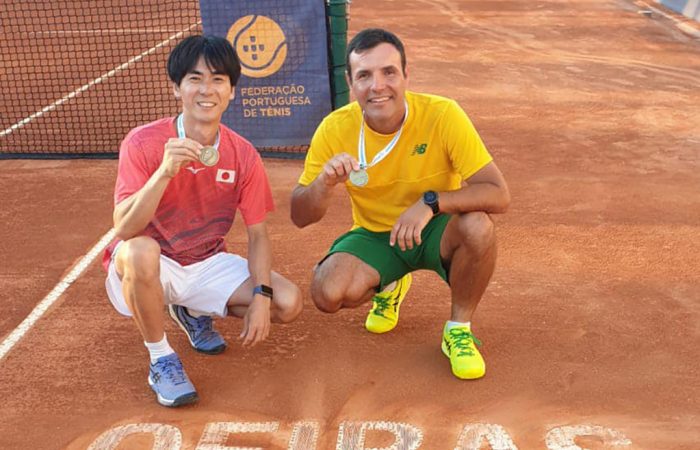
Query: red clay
1,0,699,448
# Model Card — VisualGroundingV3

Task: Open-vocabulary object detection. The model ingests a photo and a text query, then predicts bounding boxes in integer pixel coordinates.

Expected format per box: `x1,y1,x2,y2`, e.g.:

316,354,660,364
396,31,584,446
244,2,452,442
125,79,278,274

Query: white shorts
105,241,250,318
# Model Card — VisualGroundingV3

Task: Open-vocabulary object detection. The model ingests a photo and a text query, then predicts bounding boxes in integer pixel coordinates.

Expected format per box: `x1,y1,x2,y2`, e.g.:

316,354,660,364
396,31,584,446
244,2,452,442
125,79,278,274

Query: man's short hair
167,35,241,86
345,28,406,80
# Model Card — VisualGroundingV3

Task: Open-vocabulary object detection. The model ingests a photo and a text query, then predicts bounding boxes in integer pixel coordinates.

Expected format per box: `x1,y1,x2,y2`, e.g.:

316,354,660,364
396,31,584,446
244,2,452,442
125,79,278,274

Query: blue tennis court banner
200,0,333,148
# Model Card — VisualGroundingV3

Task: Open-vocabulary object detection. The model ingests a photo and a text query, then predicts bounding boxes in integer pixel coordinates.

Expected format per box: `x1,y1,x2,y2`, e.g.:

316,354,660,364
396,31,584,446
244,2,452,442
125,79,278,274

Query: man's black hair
345,28,406,80
167,35,241,86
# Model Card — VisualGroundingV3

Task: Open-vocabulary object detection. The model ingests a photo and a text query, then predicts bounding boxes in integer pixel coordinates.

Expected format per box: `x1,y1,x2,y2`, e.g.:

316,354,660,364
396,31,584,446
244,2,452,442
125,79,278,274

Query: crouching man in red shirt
103,35,302,407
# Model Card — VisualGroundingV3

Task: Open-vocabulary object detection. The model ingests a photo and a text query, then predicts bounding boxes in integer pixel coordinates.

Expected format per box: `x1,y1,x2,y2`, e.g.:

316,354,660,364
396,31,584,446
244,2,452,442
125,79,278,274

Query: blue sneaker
168,304,227,355
148,353,198,407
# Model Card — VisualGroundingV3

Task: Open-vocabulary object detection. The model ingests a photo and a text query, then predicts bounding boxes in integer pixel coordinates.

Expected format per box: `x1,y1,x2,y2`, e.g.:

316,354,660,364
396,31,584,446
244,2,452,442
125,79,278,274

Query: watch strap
423,191,440,215
253,284,273,299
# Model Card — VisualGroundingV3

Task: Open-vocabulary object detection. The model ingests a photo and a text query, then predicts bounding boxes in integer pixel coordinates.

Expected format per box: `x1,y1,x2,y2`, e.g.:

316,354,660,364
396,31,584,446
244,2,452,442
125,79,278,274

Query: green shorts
324,213,452,289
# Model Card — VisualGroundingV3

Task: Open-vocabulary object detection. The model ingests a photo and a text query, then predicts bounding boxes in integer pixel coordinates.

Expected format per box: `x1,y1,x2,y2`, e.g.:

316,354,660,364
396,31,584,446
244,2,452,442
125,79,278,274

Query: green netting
0,0,345,158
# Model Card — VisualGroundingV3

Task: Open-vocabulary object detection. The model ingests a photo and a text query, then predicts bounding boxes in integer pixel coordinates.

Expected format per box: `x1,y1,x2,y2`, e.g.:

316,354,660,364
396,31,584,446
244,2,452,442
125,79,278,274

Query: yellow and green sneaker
441,323,486,379
365,273,413,334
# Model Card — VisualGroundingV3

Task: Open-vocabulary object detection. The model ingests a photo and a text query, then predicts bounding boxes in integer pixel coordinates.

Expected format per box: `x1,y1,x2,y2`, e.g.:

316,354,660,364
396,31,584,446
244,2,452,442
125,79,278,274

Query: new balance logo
411,143,428,156
186,166,206,174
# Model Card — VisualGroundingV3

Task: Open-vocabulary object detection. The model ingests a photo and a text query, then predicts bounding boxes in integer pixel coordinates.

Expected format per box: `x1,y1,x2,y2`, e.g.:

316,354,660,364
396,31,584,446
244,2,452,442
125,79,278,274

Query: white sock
446,320,471,330
381,281,397,293
144,334,175,363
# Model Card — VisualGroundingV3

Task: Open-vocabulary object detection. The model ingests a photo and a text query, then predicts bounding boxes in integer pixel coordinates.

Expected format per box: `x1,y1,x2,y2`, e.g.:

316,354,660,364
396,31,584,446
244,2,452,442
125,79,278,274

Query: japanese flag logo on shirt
216,169,236,184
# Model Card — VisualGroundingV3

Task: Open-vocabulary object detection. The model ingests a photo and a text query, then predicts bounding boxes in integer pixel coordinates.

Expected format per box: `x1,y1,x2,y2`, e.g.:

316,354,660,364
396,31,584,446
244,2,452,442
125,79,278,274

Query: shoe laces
190,315,213,336
448,328,482,357
372,279,403,318
156,358,188,385
372,295,393,318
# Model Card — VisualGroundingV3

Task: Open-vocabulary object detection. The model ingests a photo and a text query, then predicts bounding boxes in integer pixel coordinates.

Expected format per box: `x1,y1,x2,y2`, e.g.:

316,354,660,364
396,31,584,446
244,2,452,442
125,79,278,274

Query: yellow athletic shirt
298,91,492,232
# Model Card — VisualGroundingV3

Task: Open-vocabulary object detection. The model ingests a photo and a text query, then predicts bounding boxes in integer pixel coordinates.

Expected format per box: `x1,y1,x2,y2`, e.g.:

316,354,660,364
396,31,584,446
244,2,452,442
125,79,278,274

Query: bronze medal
199,146,219,167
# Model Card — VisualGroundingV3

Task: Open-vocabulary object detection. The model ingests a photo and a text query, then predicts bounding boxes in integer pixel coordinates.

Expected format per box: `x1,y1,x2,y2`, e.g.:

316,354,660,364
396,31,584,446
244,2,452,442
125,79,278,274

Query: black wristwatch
253,284,273,299
423,190,440,215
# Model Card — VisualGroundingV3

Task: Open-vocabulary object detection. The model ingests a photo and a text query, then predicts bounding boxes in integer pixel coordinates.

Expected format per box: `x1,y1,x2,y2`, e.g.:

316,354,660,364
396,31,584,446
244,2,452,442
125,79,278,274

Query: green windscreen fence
0,0,349,158
326,0,350,109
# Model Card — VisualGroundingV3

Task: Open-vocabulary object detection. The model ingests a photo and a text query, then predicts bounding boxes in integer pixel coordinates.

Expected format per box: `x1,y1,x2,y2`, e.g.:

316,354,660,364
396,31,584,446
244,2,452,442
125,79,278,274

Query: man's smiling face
173,56,235,126
348,42,409,133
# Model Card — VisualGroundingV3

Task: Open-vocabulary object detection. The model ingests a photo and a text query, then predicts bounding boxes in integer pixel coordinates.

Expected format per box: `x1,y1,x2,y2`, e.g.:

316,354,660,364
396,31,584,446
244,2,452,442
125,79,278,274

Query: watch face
424,191,437,203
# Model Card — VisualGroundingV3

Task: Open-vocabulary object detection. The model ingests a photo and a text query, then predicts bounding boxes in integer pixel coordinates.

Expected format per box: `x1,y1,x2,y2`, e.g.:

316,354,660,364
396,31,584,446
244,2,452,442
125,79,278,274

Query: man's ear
172,82,181,99
229,87,236,101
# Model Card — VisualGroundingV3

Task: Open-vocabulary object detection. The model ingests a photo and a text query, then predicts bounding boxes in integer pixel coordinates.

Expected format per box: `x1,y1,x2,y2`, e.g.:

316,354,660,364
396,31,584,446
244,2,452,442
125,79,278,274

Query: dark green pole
326,0,350,109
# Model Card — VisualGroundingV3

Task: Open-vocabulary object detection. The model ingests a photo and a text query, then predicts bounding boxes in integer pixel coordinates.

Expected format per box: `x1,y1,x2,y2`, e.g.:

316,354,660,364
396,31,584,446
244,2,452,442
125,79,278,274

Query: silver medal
349,168,369,187
199,146,219,167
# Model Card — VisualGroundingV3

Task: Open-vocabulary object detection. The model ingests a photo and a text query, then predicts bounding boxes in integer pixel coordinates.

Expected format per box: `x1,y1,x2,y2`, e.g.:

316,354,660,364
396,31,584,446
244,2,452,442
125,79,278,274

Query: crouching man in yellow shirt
291,28,510,379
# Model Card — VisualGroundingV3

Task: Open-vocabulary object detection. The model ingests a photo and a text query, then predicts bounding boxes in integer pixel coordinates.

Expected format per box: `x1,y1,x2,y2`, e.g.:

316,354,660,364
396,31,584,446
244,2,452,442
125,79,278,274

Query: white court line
0,229,116,361
0,21,201,138
31,29,190,36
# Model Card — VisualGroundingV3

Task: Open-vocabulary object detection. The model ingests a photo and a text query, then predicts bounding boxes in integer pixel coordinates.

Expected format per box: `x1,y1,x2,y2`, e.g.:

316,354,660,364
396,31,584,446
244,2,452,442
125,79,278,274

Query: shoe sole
365,273,413,334
148,376,199,407
168,306,227,355
365,319,396,334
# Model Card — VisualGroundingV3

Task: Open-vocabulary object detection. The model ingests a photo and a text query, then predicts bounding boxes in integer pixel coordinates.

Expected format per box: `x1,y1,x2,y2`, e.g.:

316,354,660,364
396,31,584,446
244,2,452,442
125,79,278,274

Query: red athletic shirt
102,117,274,269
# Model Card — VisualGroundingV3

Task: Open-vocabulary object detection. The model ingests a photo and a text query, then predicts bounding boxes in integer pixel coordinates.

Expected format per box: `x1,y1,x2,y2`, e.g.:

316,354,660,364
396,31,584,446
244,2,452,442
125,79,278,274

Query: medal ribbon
357,100,409,170
176,114,220,149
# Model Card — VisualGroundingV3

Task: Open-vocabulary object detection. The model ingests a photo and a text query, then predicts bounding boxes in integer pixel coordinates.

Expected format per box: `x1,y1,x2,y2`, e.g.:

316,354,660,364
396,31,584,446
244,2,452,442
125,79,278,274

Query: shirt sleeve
298,117,334,186
238,147,275,226
114,133,152,205
440,100,493,180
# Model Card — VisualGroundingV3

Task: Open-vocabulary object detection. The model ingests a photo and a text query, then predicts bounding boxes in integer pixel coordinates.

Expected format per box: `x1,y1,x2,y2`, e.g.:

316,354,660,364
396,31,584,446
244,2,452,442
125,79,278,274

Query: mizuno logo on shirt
186,166,206,174
216,169,236,184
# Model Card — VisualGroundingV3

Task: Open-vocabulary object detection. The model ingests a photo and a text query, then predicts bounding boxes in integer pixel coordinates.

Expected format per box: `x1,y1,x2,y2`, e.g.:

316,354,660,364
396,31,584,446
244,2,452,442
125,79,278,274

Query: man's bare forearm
436,161,510,215
113,167,172,239
439,182,511,215
247,224,272,288
290,177,335,228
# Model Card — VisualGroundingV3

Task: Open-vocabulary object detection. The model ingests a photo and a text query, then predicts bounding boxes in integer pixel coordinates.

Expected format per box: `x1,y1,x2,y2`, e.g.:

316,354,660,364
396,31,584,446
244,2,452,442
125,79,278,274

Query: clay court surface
1,0,699,448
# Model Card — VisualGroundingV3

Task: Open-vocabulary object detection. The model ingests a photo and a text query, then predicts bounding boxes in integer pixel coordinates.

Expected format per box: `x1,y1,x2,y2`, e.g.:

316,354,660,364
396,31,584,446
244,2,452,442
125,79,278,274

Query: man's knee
118,236,161,282
310,253,378,312
310,273,344,313
275,282,304,323
456,212,495,253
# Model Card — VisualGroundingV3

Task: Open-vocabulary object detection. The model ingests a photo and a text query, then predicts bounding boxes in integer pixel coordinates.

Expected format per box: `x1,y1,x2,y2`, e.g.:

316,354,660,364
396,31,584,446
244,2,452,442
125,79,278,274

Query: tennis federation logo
227,15,287,78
